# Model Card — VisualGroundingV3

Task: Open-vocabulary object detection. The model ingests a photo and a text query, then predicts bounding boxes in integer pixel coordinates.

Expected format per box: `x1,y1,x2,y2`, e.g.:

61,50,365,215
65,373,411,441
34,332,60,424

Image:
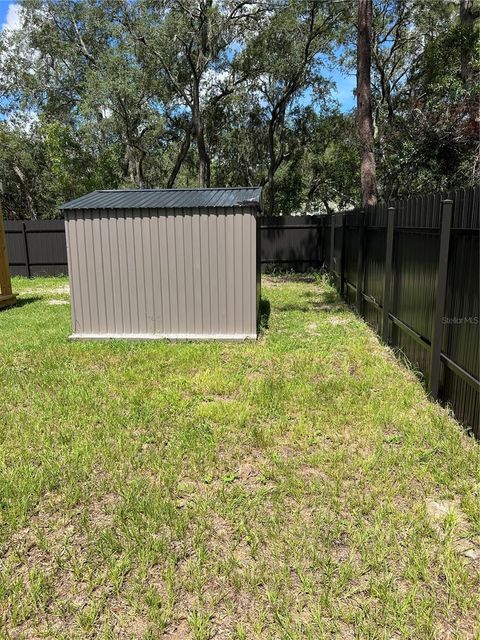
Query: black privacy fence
4,190,479,435
5,216,323,276
4,219,67,277
324,185,479,438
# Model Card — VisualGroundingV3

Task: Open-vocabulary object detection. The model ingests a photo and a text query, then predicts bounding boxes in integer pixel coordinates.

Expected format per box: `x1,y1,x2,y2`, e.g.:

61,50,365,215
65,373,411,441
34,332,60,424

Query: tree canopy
0,0,478,218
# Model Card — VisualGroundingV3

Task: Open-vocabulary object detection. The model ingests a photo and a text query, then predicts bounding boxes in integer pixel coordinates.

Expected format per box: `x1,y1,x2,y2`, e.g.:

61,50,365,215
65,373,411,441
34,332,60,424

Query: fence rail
324,186,479,438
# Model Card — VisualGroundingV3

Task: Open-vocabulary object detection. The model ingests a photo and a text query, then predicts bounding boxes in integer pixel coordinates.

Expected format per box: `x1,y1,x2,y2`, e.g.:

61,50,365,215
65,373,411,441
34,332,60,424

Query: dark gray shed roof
60,187,262,211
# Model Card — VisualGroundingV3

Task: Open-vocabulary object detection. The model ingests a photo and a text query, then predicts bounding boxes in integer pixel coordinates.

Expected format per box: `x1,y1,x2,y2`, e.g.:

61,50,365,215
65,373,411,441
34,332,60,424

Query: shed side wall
65,207,257,338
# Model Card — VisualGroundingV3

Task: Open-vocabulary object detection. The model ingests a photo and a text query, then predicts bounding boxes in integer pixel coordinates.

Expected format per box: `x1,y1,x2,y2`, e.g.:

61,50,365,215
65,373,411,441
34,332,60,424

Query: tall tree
241,0,342,214
0,0,164,189
369,0,479,198
119,0,257,188
357,0,377,206
1,0,478,219
459,0,480,86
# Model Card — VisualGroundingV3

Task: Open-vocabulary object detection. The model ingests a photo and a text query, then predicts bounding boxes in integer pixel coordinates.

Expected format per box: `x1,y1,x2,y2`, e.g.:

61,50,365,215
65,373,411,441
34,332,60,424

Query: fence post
22,222,31,278
340,215,346,297
317,217,322,268
429,198,453,399
382,206,395,342
0,203,13,297
329,214,335,275
356,210,365,314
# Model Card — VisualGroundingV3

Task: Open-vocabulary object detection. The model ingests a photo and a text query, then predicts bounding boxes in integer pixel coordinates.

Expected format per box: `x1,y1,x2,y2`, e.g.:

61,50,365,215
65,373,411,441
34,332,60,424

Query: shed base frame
69,332,257,342
0,294,17,309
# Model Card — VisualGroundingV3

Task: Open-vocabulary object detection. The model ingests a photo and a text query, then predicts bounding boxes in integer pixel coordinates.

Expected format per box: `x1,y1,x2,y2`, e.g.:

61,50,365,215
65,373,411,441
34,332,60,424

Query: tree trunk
266,119,276,215
192,84,211,188
13,166,37,219
124,146,135,184
459,0,478,87
357,0,377,207
167,128,192,188
196,121,211,188
136,152,146,189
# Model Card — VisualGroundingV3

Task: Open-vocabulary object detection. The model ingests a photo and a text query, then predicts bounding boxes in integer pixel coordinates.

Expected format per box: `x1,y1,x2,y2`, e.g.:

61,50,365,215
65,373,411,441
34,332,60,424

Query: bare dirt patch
20,285,70,297
163,619,190,638
0,489,124,637
426,498,480,564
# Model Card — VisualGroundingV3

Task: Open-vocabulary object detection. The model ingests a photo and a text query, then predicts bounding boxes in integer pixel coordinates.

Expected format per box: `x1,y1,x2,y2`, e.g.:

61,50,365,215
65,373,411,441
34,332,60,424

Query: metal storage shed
61,188,261,340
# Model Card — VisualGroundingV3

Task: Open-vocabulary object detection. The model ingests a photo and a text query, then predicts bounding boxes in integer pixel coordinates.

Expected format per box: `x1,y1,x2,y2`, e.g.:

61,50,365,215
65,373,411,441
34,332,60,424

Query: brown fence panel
325,186,479,438
342,212,361,307
5,220,67,276
259,216,324,272
4,221,27,276
6,216,326,276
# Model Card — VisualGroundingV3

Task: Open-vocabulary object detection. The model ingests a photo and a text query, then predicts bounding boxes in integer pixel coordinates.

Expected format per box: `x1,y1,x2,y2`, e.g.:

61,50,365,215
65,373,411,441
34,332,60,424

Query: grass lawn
0,275,479,639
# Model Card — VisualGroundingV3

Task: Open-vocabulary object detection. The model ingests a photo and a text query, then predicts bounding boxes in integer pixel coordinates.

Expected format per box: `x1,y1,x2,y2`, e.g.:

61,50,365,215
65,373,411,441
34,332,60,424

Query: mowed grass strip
0,275,479,639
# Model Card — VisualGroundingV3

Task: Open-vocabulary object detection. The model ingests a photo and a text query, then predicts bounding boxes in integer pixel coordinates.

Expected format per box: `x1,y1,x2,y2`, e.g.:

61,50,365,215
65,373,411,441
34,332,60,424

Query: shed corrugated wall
64,207,258,339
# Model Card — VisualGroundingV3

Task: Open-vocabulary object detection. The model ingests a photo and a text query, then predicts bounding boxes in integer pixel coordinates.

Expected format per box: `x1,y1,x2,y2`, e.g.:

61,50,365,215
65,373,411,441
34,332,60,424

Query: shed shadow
258,298,271,333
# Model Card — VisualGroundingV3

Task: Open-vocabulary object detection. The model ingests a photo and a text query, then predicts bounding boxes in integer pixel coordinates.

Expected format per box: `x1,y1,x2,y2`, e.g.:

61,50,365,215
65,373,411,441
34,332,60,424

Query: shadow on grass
320,288,340,305
276,302,311,313
268,273,318,283
275,285,344,314
0,296,42,310
258,298,271,333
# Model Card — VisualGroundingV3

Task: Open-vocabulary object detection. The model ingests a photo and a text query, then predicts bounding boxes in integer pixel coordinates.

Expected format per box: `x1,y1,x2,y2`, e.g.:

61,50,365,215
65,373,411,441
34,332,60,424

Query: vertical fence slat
0,206,13,296
317,217,322,267
330,215,335,274
429,199,453,398
356,211,365,314
382,206,395,343
22,222,31,278
321,216,326,266
340,215,346,296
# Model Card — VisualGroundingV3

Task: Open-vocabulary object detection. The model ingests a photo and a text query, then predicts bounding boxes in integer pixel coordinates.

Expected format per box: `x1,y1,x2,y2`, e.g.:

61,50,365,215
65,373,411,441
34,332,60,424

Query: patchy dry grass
0,274,479,639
